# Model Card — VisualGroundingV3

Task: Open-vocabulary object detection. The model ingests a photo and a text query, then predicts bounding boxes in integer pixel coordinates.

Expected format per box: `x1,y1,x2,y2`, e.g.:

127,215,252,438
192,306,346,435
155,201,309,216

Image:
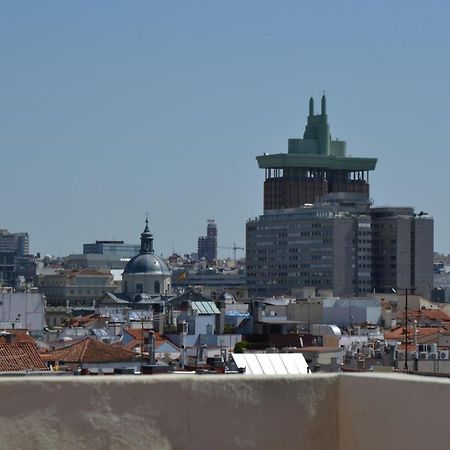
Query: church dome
123,253,170,275
122,218,171,275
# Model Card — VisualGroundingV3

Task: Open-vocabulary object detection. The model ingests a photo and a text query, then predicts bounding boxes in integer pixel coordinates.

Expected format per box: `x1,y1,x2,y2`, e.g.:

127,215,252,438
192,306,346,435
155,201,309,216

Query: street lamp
392,287,412,372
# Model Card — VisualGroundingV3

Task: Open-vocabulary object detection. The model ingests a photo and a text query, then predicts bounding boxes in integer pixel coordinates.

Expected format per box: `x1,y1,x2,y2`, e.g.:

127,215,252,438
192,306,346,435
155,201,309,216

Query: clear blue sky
2,1,450,257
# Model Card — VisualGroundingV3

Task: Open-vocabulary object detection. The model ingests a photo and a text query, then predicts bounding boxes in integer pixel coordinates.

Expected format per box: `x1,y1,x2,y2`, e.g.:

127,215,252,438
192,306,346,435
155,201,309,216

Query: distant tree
234,341,250,353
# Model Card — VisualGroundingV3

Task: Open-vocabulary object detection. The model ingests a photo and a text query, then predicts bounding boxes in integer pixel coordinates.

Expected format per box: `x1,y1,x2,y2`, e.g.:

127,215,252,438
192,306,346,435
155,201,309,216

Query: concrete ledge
0,373,449,450
339,373,450,450
0,374,338,450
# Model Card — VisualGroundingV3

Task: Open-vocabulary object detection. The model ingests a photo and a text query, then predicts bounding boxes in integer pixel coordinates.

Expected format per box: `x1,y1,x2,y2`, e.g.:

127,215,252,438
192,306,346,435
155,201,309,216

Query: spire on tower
140,218,154,254
309,97,314,116
321,92,327,115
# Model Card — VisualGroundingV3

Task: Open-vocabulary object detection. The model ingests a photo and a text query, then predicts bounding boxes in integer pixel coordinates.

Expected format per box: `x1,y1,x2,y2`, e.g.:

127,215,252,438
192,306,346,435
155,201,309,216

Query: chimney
251,300,263,322
154,303,165,333
215,298,226,335
3,332,16,344
148,331,156,365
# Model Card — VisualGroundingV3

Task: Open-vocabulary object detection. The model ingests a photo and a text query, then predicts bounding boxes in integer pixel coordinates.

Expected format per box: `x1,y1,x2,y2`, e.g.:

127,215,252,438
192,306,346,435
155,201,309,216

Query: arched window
124,281,128,293
154,280,160,294
136,283,143,294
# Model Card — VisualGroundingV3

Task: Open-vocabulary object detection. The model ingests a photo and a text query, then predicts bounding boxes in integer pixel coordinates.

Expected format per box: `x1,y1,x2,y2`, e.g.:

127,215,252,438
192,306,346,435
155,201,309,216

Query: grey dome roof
123,253,171,275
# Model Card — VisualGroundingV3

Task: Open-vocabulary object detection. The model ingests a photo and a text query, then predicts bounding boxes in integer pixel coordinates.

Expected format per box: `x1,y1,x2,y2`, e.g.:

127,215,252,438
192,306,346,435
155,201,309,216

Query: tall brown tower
257,96,377,210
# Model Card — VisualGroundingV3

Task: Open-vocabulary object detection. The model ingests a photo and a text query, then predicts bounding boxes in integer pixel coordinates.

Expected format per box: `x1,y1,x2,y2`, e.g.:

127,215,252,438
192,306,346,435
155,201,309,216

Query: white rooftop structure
230,353,310,375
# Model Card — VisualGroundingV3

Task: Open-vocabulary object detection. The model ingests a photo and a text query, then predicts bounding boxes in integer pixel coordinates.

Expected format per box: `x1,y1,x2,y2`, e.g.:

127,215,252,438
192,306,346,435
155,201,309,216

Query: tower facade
371,207,433,298
197,219,217,262
258,95,377,210
83,240,140,258
0,229,30,286
0,230,29,256
246,203,372,297
247,97,434,299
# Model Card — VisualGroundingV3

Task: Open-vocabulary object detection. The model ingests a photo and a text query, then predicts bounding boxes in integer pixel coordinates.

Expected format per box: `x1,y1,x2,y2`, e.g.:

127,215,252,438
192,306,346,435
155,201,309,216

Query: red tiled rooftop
65,268,111,277
65,314,102,328
124,328,168,345
41,337,137,364
400,309,450,322
119,329,172,352
0,329,35,345
0,342,49,372
385,326,444,341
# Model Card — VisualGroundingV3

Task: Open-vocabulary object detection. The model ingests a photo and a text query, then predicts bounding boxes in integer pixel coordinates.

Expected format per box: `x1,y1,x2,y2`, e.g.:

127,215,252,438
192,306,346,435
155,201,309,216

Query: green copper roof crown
257,95,377,171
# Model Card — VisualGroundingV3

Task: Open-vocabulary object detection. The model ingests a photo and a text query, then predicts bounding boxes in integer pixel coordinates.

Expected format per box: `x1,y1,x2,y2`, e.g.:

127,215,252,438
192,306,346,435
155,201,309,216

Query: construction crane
218,243,244,261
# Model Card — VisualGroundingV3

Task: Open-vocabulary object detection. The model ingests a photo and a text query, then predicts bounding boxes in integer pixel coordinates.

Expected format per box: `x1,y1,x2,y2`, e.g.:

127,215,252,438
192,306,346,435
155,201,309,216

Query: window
136,283,143,294
154,280,160,294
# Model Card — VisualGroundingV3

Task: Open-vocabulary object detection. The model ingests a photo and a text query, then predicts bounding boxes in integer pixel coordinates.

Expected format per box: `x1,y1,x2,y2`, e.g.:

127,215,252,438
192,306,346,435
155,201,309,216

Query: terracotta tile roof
65,268,111,278
0,329,35,344
41,337,137,364
123,328,167,345
400,309,450,322
0,342,49,372
65,314,102,328
385,326,444,342
123,328,150,341
119,329,176,352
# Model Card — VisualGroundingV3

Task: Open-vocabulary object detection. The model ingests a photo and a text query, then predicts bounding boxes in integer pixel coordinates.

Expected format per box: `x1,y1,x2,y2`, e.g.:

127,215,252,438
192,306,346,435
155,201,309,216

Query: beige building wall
287,300,324,324
1,373,450,450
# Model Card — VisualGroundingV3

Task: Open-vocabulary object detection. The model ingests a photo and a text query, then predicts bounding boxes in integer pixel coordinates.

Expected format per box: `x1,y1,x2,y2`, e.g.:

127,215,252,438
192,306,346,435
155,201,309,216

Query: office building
371,207,433,298
197,220,217,262
64,253,129,270
0,229,30,286
246,97,434,299
83,240,140,258
0,229,29,257
64,239,140,270
246,199,372,297
38,268,115,307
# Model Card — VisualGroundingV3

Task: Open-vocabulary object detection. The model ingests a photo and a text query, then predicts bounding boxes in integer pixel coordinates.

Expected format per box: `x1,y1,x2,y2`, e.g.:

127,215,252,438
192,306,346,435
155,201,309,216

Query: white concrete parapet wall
339,373,450,450
0,373,448,450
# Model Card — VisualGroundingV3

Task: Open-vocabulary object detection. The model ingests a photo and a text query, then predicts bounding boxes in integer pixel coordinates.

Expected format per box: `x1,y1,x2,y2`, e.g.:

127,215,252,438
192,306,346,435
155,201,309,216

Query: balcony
0,372,446,450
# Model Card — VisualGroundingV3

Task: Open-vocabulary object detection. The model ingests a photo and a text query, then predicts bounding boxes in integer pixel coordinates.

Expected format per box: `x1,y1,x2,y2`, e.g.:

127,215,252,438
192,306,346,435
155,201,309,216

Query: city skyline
2,2,450,257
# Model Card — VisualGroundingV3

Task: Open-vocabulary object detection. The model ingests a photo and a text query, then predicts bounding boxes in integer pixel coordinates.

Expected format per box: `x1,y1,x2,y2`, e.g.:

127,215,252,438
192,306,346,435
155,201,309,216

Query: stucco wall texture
0,373,446,450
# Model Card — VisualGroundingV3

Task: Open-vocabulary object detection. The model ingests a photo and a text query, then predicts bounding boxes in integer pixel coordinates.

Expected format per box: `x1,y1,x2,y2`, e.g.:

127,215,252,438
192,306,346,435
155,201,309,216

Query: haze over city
2,1,450,256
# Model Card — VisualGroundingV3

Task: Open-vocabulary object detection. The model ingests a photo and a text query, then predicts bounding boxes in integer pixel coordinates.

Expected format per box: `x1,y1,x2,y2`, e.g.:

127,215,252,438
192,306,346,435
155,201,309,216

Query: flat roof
257,153,377,171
